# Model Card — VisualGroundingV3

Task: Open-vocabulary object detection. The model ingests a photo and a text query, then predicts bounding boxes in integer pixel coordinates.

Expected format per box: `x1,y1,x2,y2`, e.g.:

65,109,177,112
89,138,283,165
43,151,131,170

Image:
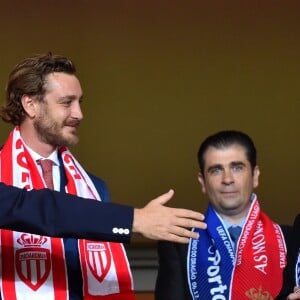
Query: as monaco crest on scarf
86,242,112,282
245,286,273,300
15,234,51,291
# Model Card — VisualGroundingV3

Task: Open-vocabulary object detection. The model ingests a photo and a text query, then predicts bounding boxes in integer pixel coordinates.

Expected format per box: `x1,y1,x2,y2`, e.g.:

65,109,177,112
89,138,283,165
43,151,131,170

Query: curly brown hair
0,52,77,125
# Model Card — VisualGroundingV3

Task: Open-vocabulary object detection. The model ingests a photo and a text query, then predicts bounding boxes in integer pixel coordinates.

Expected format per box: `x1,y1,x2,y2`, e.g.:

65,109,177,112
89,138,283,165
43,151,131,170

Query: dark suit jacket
155,225,293,300
1,156,134,300
276,216,300,299
0,182,133,242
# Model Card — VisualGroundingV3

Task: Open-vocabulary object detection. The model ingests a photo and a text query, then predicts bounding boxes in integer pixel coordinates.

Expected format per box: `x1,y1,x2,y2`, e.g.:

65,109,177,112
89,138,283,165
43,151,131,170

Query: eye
208,167,222,175
232,164,243,172
63,101,72,106
58,98,71,106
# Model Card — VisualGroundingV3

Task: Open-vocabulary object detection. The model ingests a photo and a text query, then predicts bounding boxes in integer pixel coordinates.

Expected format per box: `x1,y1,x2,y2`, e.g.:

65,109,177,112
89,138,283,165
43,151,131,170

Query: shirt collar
23,142,60,166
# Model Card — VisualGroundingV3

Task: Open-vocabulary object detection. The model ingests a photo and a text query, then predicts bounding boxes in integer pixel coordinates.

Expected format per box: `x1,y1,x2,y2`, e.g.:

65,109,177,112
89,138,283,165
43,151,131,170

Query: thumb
154,189,175,205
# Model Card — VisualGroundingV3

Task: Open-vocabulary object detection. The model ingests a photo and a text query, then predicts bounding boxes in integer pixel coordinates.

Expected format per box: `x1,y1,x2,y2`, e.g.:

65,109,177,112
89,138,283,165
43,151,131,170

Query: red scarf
0,127,134,300
232,204,287,299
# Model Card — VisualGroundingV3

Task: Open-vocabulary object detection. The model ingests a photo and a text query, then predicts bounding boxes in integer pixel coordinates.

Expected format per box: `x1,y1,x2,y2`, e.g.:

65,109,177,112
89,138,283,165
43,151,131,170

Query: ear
197,171,207,194
253,166,260,189
21,95,37,118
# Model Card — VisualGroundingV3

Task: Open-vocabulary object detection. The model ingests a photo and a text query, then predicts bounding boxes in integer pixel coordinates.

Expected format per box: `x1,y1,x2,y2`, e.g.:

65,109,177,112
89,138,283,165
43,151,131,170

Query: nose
71,101,83,121
222,169,234,185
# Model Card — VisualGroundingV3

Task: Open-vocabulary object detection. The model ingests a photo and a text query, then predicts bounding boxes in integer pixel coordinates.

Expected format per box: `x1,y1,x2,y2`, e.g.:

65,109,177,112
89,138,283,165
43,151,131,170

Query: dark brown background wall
1,1,299,242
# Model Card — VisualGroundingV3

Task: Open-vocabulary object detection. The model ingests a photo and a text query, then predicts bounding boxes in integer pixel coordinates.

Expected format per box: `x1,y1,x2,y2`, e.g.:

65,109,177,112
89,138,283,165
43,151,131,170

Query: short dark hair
197,130,257,174
0,52,77,125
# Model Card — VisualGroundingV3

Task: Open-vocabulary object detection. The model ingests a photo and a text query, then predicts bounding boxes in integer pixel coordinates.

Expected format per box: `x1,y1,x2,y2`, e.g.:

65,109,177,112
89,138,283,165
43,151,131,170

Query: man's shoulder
293,214,300,227
87,172,110,202
279,223,293,235
87,172,107,185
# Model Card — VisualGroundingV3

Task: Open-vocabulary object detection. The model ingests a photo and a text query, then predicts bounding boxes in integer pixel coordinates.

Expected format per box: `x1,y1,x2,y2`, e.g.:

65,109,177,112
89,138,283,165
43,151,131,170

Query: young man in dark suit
0,53,206,299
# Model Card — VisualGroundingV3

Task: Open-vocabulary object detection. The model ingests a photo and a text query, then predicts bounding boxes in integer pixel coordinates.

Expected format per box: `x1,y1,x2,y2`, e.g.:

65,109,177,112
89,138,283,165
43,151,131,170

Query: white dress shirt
24,145,61,191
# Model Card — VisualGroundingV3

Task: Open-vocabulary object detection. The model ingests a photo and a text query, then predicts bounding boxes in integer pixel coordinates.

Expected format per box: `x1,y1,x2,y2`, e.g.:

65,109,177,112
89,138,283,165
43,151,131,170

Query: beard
33,116,80,147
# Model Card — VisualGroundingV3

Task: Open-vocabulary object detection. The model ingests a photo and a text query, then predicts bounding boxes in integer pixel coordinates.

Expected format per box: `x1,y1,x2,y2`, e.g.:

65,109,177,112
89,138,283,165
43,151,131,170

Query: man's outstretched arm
0,182,133,242
0,183,206,243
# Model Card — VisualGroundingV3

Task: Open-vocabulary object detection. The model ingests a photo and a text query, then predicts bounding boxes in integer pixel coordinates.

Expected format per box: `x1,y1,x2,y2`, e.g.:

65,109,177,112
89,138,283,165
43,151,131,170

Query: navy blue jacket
0,165,133,299
0,183,133,242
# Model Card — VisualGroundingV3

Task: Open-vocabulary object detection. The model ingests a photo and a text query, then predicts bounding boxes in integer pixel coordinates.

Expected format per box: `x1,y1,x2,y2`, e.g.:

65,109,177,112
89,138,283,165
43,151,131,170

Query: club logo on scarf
16,234,50,291
245,286,273,300
86,242,112,282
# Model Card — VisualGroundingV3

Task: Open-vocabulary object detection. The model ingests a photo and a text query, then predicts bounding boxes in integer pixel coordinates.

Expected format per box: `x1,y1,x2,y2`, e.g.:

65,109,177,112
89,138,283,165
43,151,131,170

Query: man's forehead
44,72,82,97
204,145,248,164
45,72,79,86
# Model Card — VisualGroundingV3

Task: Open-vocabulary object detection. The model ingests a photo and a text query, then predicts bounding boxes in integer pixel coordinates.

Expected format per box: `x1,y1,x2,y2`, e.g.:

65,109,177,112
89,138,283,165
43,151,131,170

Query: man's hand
287,286,300,300
132,189,207,244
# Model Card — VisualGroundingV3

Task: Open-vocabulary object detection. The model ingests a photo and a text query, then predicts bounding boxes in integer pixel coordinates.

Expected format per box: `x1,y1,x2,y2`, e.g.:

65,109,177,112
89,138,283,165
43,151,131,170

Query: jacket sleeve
0,182,133,243
276,217,300,299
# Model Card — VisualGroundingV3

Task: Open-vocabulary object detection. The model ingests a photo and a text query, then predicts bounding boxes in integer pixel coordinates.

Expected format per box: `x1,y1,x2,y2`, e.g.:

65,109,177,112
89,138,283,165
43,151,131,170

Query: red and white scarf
0,127,134,300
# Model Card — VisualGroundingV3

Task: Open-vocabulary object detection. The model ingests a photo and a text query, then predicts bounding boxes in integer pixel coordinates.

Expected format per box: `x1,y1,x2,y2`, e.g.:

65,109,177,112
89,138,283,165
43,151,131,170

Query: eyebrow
230,161,246,167
58,95,84,102
206,161,246,172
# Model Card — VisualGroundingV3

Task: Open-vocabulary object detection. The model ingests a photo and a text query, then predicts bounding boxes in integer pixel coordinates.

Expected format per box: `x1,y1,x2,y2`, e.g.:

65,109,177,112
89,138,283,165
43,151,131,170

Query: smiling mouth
65,122,80,131
66,123,80,127
65,125,79,134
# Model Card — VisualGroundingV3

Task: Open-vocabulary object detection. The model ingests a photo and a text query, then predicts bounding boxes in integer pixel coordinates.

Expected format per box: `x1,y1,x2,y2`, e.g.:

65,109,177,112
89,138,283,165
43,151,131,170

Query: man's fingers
159,228,201,244
174,227,200,240
177,219,207,230
173,208,206,221
153,189,175,205
170,210,207,229
150,192,206,225
162,235,191,244
135,190,207,243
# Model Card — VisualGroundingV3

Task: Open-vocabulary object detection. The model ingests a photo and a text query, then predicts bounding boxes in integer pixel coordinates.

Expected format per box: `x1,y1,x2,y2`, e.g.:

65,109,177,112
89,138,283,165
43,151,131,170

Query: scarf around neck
187,195,286,300
0,127,134,300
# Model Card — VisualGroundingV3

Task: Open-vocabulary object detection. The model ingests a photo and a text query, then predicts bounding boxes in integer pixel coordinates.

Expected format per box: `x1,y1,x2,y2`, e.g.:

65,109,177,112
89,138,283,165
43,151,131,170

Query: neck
219,207,250,225
19,124,56,157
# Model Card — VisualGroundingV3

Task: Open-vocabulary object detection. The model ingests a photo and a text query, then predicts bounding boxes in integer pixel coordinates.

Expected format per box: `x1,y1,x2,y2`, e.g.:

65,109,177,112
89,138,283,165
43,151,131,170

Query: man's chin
57,135,79,147
65,138,79,147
